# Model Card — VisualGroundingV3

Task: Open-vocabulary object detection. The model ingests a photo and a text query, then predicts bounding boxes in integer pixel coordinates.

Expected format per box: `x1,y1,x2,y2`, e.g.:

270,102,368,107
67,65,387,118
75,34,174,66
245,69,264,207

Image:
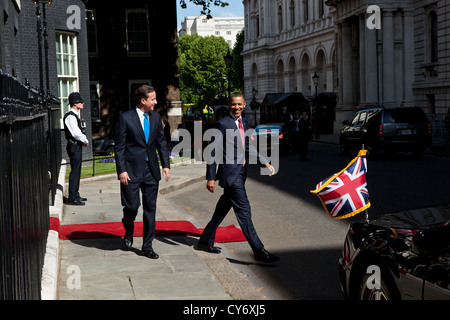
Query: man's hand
119,172,131,186
206,180,215,193
265,163,275,176
163,168,171,182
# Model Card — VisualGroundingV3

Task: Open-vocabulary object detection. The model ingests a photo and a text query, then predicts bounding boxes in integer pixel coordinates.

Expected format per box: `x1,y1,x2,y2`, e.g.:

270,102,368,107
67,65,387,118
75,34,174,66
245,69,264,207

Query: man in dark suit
115,85,170,259
197,92,280,263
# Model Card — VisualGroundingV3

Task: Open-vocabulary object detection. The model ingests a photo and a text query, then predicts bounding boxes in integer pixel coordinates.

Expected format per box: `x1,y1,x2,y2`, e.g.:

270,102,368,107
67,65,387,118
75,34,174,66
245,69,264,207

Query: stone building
242,0,336,129
326,0,450,132
85,0,181,139
1,0,92,159
178,15,244,48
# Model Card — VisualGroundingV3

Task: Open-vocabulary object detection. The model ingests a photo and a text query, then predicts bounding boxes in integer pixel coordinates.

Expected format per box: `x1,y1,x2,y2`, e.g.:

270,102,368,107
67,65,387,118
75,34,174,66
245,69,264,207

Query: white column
342,21,353,105
365,11,378,104
359,14,366,104
382,10,395,105
403,9,414,105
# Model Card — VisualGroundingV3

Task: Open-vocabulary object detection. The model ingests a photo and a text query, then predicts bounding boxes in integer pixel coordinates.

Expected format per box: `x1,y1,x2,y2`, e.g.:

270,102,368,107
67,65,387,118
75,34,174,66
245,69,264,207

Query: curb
40,159,204,300
40,163,66,300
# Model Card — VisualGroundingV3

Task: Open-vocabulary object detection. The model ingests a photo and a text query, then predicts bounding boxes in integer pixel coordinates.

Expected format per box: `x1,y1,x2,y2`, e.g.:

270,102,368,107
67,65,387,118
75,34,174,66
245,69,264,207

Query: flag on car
310,150,370,220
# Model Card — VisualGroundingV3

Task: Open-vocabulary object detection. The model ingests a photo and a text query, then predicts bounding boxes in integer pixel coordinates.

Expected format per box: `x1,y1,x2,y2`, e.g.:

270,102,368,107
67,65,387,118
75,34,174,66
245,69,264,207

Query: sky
176,1,244,29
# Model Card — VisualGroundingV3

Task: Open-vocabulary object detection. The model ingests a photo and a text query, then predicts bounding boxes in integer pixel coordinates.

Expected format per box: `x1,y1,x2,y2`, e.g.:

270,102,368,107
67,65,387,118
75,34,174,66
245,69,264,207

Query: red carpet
50,217,246,243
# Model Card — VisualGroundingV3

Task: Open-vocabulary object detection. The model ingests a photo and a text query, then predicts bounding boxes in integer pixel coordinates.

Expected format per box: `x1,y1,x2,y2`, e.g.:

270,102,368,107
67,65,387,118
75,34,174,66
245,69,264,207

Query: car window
351,113,361,126
383,108,427,124
358,112,368,125
366,110,382,124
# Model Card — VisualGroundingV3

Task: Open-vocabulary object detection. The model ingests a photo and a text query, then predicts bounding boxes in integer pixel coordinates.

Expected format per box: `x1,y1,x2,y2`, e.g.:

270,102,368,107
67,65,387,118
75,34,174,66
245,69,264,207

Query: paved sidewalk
48,161,268,300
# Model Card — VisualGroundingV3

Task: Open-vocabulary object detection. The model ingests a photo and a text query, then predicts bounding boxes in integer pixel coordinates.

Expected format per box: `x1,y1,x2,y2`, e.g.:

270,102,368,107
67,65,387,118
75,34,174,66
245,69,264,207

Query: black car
340,107,432,157
92,136,115,155
339,205,450,300
252,123,291,155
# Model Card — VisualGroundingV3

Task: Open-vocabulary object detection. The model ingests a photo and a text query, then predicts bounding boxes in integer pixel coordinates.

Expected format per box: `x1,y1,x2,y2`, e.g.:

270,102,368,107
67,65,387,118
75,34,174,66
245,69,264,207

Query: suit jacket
115,109,169,182
206,115,267,188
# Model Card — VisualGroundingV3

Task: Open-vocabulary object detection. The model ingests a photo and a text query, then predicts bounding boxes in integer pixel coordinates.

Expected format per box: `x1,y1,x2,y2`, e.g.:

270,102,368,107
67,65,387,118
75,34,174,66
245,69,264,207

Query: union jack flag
311,150,370,220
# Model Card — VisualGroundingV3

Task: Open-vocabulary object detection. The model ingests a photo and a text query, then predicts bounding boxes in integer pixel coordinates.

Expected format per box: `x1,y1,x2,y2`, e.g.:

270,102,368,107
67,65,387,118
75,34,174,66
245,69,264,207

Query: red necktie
238,118,246,166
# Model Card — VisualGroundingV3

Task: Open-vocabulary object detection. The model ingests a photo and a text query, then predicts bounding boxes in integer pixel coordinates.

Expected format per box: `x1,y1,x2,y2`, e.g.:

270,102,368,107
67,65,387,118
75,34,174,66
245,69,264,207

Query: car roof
356,106,422,113
256,123,284,127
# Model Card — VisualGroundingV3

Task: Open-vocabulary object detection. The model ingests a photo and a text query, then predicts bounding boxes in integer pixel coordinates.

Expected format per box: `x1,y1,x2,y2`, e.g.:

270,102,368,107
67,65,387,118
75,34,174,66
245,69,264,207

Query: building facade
242,0,336,127
1,0,92,159
86,0,181,139
179,15,244,48
326,0,450,132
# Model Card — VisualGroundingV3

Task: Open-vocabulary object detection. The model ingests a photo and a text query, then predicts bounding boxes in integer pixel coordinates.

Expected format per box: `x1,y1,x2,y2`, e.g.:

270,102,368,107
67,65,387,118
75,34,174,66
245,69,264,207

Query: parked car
252,123,290,155
339,204,450,300
339,107,432,157
92,136,115,155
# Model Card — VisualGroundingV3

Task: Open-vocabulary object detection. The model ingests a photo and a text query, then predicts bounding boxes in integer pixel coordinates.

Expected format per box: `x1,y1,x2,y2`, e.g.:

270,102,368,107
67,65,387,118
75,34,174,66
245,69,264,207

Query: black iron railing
0,70,61,299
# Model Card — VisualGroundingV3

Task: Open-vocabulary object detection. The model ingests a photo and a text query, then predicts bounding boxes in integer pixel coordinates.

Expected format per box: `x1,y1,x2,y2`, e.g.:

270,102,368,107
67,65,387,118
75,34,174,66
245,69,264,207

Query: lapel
131,109,146,143
224,115,246,150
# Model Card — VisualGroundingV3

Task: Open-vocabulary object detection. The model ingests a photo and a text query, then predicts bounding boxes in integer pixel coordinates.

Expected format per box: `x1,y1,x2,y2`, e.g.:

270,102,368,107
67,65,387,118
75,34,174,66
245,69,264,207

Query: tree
231,30,244,92
178,34,230,107
180,0,229,18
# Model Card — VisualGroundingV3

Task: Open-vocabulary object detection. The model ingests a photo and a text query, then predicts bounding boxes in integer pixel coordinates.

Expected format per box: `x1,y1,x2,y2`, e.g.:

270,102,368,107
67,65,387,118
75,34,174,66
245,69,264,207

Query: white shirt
229,111,242,129
136,108,148,133
65,108,88,144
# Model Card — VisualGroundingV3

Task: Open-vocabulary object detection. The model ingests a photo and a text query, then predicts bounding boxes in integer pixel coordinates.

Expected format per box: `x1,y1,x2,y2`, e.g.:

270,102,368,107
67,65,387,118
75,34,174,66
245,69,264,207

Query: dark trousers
67,144,82,202
200,165,264,253
120,163,159,251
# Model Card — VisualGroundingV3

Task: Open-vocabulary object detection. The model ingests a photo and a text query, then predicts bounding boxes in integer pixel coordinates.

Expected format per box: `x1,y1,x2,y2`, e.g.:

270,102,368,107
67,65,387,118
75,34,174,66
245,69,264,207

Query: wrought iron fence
0,70,61,299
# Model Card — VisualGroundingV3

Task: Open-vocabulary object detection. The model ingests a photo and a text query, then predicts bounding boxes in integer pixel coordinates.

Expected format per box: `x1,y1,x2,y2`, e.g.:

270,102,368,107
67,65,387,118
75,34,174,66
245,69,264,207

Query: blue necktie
144,113,149,161
143,113,150,144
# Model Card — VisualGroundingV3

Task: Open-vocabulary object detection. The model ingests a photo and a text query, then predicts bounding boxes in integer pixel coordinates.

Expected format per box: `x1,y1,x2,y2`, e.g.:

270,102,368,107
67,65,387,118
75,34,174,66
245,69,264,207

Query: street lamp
224,49,233,102
312,71,319,138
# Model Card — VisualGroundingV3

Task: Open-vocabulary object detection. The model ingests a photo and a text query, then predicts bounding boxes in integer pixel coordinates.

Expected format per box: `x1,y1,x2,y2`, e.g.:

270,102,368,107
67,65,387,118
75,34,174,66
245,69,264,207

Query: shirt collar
136,107,147,118
70,107,79,116
229,112,241,122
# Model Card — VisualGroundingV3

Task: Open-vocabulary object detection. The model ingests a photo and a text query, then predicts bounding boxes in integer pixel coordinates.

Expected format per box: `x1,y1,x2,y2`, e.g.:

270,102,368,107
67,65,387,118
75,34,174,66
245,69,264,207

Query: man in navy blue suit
115,85,170,259
197,92,280,263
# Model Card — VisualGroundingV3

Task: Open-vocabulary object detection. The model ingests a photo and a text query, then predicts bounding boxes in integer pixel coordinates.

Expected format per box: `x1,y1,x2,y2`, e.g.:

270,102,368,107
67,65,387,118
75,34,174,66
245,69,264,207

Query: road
167,142,450,299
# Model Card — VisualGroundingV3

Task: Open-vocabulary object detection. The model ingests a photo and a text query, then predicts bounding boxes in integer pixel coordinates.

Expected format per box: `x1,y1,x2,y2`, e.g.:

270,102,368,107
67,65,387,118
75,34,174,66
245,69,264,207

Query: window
429,11,438,62
56,32,78,116
277,5,283,32
290,0,295,27
303,0,309,23
126,9,150,56
86,9,98,56
90,82,100,121
318,0,324,18
215,31,220,35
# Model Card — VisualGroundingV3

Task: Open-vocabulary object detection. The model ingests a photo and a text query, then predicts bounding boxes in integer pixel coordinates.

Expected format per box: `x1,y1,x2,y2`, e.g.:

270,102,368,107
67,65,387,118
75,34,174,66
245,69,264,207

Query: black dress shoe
196,240,221,254
123,232,133,249
142,250,159,259
78,197,87,201
254,248,280,263
68,199,85,206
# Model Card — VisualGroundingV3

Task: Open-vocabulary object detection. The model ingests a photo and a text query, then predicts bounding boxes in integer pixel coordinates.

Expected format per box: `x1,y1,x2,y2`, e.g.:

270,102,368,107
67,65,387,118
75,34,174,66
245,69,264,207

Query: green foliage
179,34,231,106
231,30,244,92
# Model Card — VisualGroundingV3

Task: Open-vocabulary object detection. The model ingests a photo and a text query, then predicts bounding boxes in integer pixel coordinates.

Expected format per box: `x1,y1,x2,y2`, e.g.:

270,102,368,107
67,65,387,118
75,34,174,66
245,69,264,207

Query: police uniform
63,92,89,205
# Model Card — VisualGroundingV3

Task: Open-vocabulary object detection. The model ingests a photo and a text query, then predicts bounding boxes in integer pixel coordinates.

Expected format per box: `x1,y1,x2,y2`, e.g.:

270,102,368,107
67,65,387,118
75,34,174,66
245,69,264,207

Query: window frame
125,9,151,57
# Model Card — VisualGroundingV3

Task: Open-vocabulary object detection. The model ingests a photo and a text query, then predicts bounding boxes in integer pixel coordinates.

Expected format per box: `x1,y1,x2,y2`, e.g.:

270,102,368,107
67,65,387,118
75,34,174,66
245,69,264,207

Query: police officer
64,92,89,205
